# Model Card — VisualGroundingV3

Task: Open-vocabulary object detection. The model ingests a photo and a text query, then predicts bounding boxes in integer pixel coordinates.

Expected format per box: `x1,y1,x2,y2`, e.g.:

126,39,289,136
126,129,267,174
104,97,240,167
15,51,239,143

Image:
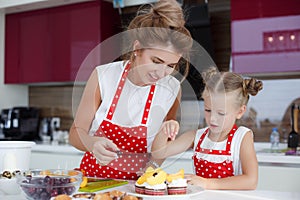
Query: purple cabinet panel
231,15,300,75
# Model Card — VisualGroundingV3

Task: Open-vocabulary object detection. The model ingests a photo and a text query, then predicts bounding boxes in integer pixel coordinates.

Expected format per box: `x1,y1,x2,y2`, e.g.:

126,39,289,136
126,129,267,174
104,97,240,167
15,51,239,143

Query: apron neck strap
106,61,131,120
225,124,237,151
141,84,156,125
106,61,156,125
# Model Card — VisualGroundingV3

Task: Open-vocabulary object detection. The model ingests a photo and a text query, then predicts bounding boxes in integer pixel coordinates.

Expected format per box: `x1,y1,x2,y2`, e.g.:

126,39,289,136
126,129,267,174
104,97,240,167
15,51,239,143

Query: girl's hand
185,174,207,188
92,137,119,166
160,120,179,140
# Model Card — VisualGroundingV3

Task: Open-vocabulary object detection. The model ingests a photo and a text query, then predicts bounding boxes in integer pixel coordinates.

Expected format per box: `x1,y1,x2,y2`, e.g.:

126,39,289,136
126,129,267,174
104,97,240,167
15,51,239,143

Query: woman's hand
160,120,179,140
92,137,119,166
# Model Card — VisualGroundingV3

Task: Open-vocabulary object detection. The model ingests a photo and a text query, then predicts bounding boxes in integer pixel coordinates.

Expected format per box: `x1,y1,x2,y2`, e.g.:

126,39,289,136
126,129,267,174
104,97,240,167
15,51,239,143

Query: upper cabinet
5,1,120,84
231,0,300,77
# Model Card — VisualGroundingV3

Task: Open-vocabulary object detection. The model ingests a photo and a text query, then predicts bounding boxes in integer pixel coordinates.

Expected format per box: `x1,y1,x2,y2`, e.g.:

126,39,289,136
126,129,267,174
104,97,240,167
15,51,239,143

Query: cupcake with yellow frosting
144,168,167,196
166,169,187,195
135,167,167,195
135,167,155,194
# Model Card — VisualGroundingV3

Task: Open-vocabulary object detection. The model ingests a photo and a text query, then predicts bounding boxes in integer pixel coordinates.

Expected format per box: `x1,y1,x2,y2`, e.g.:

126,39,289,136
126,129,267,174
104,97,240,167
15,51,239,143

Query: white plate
124,184,204,200
51,184,204,200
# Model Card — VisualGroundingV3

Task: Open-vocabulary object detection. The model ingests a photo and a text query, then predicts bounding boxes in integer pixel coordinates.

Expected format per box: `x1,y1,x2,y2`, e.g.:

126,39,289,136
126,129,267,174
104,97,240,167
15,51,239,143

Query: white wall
0,9,28,111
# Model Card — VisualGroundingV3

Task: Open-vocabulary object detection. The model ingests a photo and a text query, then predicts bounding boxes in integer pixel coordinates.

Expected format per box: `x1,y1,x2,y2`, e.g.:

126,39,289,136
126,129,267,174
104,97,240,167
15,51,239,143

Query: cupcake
166,169,187,195
135,181,147,194
135,167,155,194
144,169,167,196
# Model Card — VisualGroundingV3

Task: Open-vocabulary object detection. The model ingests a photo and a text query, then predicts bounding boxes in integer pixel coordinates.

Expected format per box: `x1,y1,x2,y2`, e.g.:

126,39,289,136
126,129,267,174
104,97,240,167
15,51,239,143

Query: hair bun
150,0,185,28
201,66,219,84
243,78,263,96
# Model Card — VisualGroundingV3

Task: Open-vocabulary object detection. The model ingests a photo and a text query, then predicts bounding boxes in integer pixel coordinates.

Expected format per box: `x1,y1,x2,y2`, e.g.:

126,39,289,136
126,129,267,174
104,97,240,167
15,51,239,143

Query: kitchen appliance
0,107,40,141
38,117,61,143
288,103,299,151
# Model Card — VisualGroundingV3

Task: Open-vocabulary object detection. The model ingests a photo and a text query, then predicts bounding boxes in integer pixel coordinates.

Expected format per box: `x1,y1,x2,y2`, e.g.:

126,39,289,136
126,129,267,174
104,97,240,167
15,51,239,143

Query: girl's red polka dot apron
80,62,155,180
193,125,237,178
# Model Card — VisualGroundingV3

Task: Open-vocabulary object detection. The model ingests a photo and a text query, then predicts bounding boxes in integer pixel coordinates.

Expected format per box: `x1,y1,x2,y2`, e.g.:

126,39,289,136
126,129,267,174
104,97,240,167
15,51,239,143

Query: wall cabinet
5,1,120,84
231,0,300,77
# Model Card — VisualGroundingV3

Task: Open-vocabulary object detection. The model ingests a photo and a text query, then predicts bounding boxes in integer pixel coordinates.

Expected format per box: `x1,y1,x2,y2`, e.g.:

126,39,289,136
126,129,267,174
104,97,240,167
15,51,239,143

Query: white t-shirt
193,126,251,175
89,61,180,151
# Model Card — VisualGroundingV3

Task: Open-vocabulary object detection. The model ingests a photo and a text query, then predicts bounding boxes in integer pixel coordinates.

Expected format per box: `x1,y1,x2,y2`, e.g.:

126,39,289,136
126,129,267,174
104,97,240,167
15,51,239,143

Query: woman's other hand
92,137,119,166
160,120,179,140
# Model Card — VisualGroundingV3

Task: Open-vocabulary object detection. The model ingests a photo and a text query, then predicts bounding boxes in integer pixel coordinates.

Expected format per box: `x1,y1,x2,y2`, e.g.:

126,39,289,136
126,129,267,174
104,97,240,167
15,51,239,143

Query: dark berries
20,176,77,200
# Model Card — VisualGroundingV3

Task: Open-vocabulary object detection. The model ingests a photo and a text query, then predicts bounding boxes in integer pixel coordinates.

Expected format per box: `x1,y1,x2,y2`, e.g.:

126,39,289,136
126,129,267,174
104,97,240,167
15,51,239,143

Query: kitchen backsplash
29,79,300,143
29,85,84,131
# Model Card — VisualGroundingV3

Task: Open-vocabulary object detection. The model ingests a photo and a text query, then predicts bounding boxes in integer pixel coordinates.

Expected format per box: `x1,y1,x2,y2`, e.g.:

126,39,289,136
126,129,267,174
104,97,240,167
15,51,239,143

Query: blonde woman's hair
202,67,263,106
124,0,193,78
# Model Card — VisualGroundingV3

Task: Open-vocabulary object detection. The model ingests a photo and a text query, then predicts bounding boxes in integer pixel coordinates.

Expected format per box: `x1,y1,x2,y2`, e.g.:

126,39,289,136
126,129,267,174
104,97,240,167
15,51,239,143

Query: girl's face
129,45,182,86
203,91,246,138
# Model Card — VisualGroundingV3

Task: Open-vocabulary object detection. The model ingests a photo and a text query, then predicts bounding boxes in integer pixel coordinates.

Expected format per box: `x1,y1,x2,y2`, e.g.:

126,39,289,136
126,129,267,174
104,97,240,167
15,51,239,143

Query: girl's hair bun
201,66,219,84
242,78,263,96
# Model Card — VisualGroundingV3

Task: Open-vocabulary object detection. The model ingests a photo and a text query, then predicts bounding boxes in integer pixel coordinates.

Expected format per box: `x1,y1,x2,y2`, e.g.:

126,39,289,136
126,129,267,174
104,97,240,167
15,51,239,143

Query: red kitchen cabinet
50,1,104,82
5,9,52,83
19,10,52,83
5,1,120,84
5,14,20,83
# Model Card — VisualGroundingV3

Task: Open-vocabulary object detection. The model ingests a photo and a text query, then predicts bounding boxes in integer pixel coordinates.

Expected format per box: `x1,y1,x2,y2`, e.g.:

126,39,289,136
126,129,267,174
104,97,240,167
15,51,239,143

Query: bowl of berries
18,169,82,200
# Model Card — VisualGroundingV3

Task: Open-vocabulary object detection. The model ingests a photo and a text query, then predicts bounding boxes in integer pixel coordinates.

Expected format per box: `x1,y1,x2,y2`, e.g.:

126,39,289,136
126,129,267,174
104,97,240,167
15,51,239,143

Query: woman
69,0,193,180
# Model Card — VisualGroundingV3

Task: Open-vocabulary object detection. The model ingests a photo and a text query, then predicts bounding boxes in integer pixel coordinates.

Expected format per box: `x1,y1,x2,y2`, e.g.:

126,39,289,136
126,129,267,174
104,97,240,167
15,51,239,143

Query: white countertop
31,142,300,165
254,142,300,166
32,143,84,155
1,182,299,200
161,142,300,166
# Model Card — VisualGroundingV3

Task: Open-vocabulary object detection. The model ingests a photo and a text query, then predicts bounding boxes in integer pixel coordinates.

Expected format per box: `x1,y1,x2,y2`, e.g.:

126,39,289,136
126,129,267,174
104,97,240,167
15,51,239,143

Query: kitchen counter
31,142,300,165
1,182,300,200
255,142,300,165
29,142,300,192
32,143,84,155
161,142,300,192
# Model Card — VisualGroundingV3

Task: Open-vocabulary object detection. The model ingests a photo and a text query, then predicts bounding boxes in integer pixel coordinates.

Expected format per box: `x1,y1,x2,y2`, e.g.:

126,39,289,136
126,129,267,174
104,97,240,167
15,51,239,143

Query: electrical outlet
51,117,60,129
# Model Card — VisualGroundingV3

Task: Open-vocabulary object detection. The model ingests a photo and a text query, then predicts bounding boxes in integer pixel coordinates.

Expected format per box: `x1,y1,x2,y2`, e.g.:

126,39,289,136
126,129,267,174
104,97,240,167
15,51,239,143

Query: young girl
152,67,263,190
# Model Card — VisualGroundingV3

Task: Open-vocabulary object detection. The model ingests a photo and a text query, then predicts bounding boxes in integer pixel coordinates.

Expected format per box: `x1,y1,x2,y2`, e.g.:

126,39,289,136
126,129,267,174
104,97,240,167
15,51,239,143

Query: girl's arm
187,130,258,190
150,87,181,166
151,121,196,160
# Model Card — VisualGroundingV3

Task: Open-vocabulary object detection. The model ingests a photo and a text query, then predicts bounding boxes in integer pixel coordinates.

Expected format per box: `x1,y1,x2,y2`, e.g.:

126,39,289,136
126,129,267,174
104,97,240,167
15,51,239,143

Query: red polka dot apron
193,125,237,179
80,62,155,180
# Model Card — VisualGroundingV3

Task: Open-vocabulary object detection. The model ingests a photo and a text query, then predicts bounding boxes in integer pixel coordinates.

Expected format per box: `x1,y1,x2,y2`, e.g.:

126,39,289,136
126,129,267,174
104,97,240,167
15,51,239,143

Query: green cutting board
78,179,128,192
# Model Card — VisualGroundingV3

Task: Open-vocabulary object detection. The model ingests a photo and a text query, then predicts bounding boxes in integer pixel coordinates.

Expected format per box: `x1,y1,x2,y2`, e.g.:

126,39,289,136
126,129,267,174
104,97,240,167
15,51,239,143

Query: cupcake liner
135,185,145,194
167,186,187,195
144,188,166,195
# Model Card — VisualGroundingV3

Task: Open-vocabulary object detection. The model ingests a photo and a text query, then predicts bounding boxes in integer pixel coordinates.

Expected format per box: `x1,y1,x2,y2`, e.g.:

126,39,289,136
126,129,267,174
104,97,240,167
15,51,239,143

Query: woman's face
203,92,244,138
129,46,182,86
